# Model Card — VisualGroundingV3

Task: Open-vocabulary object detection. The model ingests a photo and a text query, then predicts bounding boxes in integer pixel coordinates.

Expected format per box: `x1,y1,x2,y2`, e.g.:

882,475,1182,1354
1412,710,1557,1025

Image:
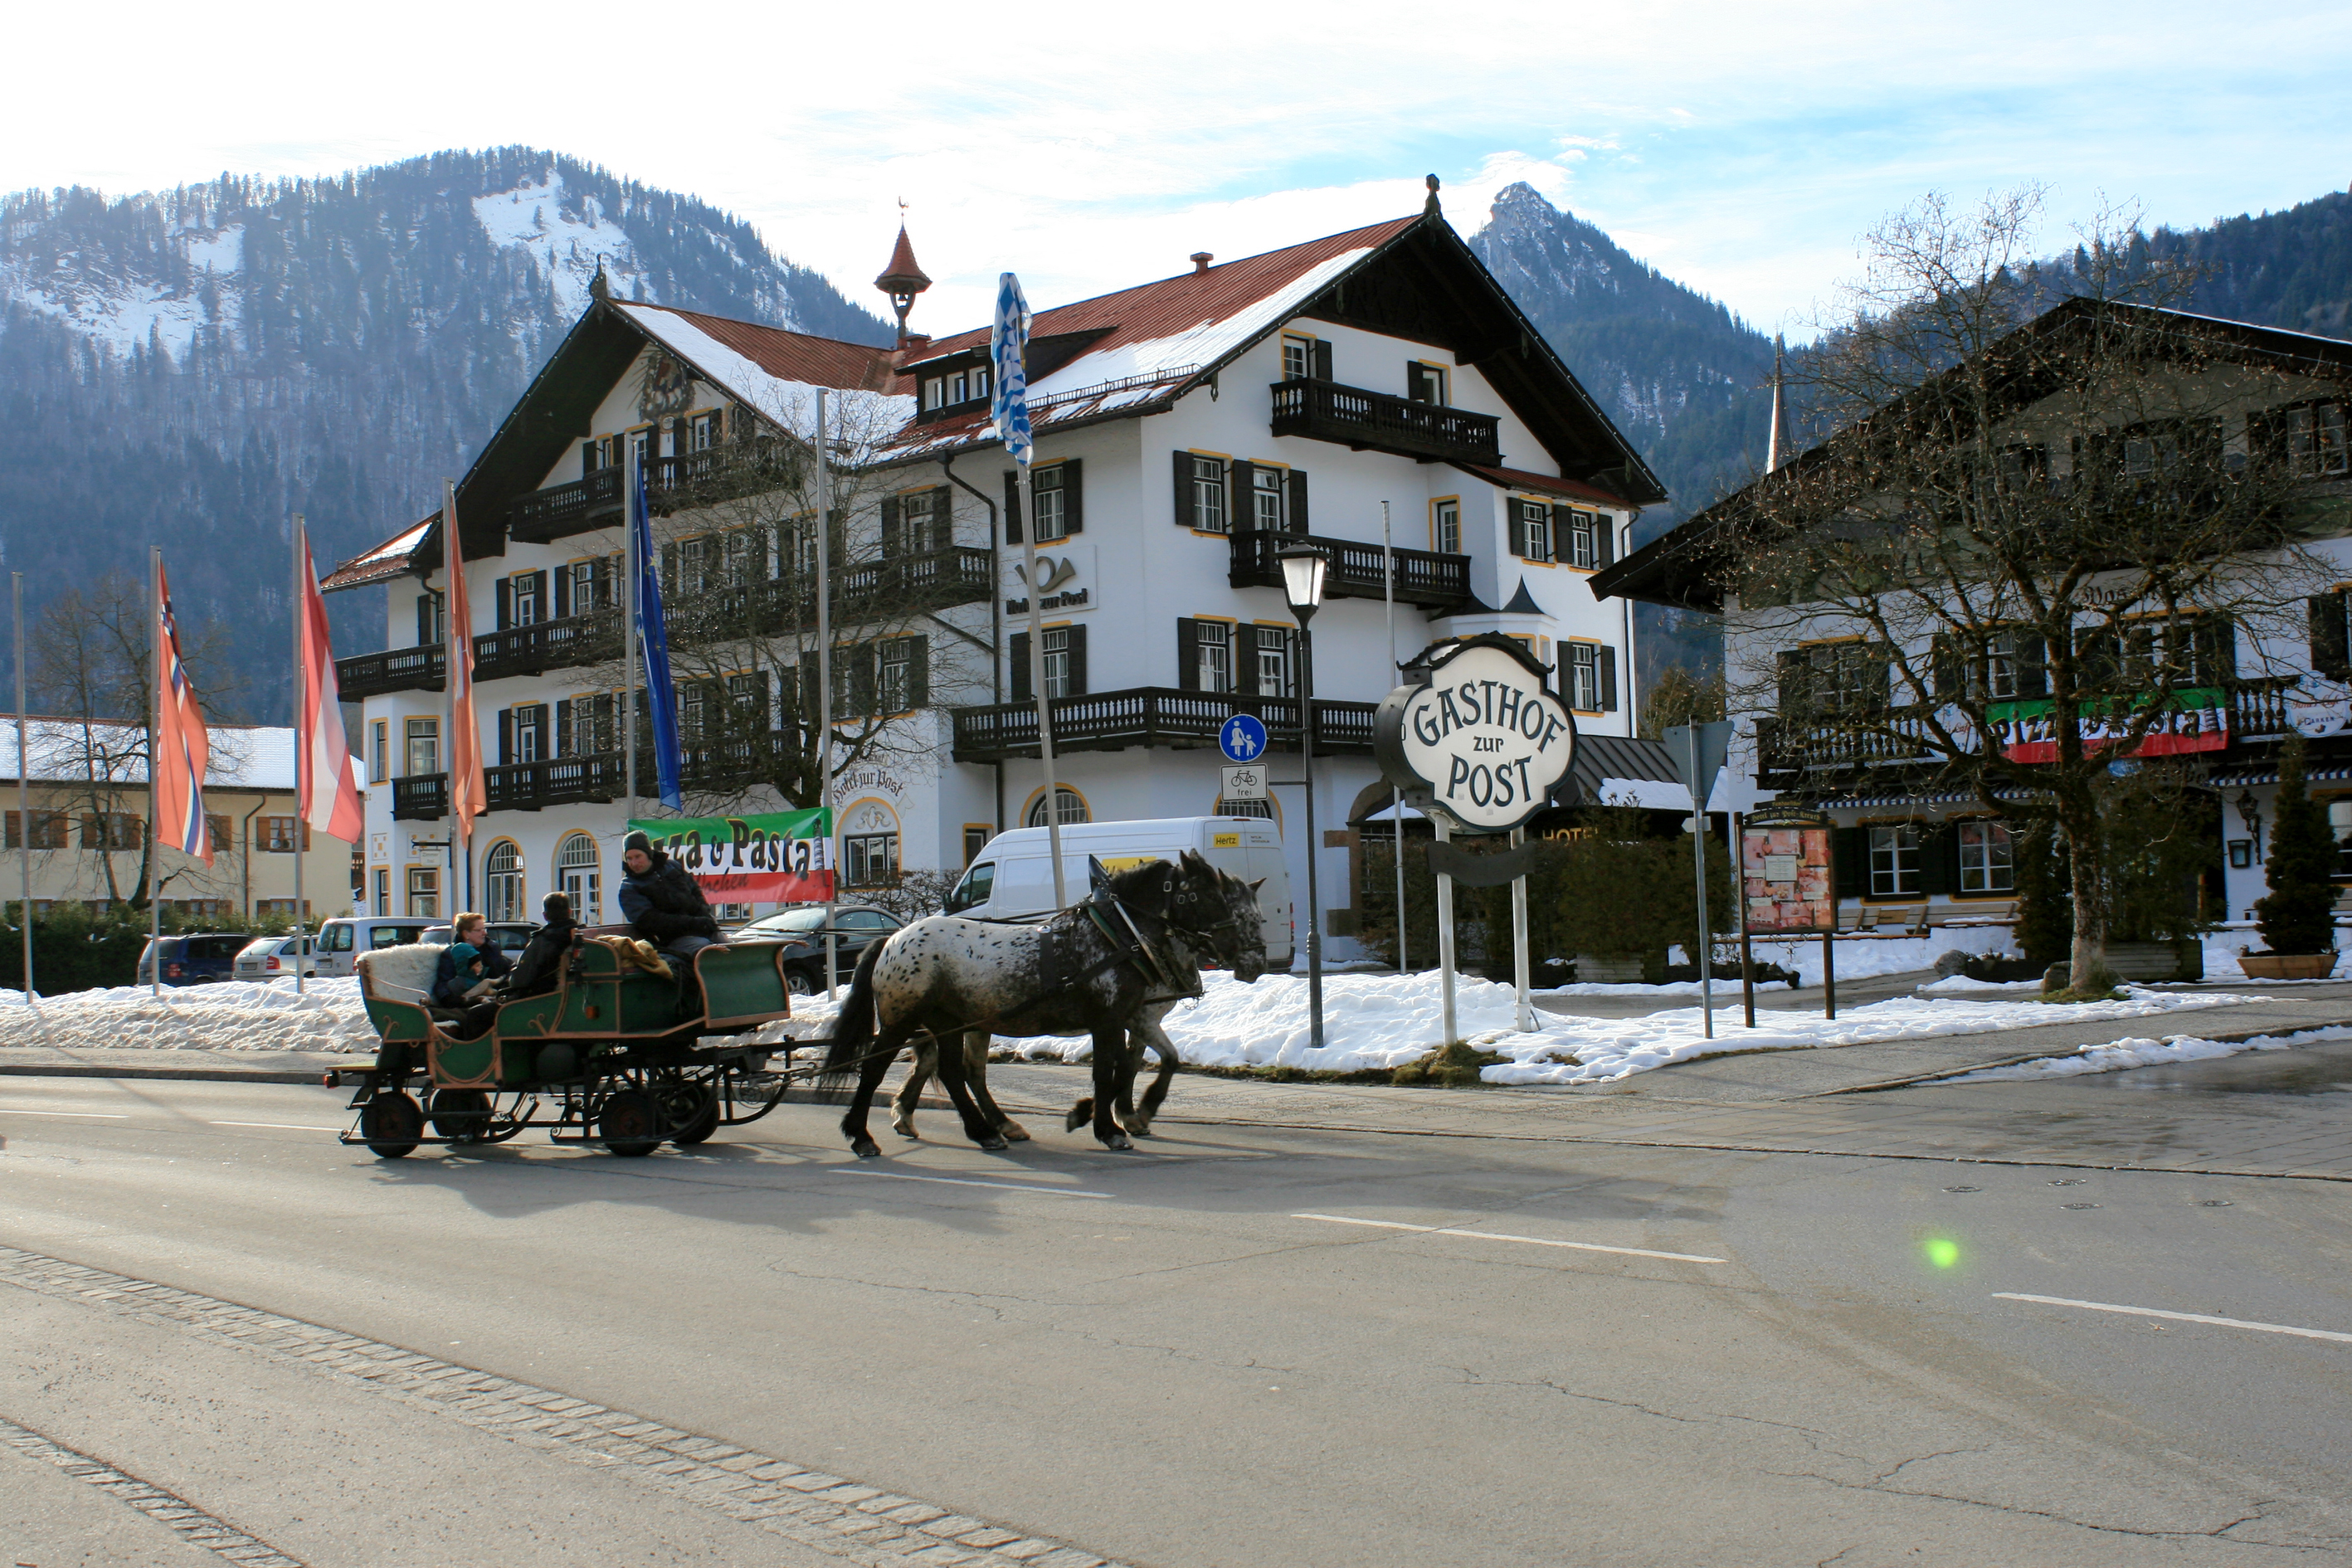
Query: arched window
484,840,523,923
556,833,601,924
1217,798,1274,821
1025,786,1090,827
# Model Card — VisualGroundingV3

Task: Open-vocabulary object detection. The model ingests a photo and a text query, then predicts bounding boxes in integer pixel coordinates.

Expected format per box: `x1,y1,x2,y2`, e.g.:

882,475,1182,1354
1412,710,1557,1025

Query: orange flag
297,524,365,843
153,556,212,864
442,488,485,841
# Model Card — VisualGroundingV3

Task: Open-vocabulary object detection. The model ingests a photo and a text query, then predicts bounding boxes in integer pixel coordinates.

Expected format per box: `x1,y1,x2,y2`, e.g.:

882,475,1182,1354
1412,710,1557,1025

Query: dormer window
919,363,992,415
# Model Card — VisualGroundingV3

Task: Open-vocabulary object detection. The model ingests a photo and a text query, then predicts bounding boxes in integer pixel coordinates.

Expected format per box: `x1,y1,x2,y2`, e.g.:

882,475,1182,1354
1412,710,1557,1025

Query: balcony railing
338,645,445,700
1269,377,1502,465
389,739,787,821
952,686,1377,763
509,466,625,543
1229,530,1470,608
472,608,623,683
1754,677,2306,786
843,545,994,612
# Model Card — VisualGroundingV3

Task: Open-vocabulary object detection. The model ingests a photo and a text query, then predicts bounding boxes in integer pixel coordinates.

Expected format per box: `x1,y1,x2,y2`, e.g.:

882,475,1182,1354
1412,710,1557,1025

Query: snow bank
1946,1025,2352,1083
0,978,376,1054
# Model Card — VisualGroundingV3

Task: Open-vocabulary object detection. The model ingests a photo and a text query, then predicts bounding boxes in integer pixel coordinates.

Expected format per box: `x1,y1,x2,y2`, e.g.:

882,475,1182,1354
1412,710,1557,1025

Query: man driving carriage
619,830,723,961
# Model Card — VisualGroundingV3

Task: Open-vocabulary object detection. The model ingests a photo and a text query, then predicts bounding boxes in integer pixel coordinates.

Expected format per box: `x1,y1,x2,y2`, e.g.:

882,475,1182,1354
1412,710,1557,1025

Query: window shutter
1508,504,1529,560
604,555,621,607
854,645,879,718
556,699,574,757
2197,616,2238,684
1010,631,1032,703
799,655,821,723
1595,515,1615,567
1775,650,1806,718
1931,634,1960,700
1173,450,1195,527
660,541,678,589
1313,340,1333,381
1067,625,1088,695
1864,642,1894,715
1230,462,1257,531
416,594,435,647
1175,620,1200,692
1234,626,1260,697
553,568,572,620
1833,827,1867,899
498,709,514,766
529,571,548,621
880,494,902,558
1286,469,1307,533
908,638,930,708
494,577,513,631
1918,825,1951,897
1551,504,1575,566
528,703,549,745
1600,645,1619,712
2018,633,2048,698
1060,459,1083,533
2313,594,2352,679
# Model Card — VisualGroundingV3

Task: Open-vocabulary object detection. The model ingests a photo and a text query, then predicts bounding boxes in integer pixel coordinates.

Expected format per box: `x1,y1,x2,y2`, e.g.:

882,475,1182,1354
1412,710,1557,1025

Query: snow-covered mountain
0,147,889,718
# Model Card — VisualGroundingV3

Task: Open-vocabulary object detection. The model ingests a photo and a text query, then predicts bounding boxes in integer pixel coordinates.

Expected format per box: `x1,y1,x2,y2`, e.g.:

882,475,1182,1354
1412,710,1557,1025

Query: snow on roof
0,719,299,790
616,303,911,436
321,514,437,592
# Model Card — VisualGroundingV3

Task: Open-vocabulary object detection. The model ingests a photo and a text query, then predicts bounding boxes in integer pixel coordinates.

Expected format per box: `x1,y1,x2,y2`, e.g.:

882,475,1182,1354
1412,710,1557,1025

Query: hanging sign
628,807,835,903
1989,690,2229,762
1373,634,1578,835
1739,806,1834,934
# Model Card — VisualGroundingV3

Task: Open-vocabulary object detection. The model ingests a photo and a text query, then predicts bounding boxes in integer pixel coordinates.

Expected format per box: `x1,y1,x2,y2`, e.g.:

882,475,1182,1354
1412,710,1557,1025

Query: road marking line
1994,1293,2352,1344
210,1121,342,1132
0,1109,129,1118
832,1169,1113,1198
1293,1212,1728,1264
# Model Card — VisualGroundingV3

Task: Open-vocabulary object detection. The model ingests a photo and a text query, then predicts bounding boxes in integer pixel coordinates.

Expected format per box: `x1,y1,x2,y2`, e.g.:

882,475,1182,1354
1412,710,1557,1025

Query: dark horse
821,852,1264,1155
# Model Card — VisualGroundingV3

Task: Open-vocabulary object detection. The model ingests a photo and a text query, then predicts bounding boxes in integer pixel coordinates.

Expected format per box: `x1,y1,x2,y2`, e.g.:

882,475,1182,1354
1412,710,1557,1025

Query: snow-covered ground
0,978,376,1054
1946,1025,2352,1083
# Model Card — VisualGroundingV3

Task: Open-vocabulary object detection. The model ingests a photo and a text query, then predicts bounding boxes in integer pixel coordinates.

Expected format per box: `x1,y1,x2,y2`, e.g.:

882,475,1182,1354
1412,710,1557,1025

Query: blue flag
633,461,684,810
990,272,1032,466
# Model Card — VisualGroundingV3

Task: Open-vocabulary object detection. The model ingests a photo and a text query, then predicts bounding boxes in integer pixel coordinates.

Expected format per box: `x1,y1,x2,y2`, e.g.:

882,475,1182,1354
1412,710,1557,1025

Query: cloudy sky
10,1,2348,337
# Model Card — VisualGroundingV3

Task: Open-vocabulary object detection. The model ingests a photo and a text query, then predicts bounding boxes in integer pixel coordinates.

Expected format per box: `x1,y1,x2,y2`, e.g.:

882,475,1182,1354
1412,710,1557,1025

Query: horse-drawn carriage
336,934,801,1158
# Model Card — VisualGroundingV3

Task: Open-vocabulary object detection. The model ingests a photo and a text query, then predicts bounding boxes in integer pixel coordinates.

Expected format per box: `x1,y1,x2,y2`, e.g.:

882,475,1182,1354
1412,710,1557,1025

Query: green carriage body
344,937,801,1157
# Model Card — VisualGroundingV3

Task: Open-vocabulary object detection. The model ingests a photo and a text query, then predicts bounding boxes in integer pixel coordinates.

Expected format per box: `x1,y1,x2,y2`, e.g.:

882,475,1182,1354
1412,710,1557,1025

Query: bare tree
31,573,239,907
1721,189,2345,988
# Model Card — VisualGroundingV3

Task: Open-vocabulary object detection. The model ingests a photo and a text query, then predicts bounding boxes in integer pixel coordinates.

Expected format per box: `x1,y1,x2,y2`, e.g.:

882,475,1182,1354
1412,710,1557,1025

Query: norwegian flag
153,558,212,864
296,523,365,843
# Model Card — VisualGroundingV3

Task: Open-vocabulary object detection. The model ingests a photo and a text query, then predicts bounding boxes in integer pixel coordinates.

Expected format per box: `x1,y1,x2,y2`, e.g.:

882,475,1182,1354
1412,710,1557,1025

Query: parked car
726,904,901,994
136,933,252,987
419,921,536,956
311,917,436,978
232,935,319,981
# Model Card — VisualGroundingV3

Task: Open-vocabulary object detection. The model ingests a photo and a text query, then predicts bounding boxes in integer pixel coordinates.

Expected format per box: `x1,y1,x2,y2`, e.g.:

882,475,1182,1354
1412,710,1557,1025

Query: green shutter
1833,827,1866,899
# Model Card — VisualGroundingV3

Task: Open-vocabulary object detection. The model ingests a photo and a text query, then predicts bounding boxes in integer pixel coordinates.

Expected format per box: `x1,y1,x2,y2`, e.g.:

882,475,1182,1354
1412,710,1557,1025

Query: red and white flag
153,556,212,865
296,523,365,844
442,489,485,841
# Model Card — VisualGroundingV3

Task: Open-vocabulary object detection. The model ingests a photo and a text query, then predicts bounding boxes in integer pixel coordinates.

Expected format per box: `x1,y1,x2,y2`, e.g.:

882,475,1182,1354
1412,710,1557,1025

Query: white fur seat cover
358,943,449,1007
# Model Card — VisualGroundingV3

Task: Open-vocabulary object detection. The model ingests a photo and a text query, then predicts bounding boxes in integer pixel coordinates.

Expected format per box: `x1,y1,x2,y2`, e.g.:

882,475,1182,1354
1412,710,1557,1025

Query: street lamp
1277,542,1329,1049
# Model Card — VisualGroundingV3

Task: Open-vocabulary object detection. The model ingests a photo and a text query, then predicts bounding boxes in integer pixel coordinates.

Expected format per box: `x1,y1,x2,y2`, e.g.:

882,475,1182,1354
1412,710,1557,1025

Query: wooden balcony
472,608,623,683
1269,377,1502,465
1753,677,2305,786
389,740,786,821
1229,530,1469,608
338,645,444,700
951,686,1378,763
509,466,624,543
842,545,994,613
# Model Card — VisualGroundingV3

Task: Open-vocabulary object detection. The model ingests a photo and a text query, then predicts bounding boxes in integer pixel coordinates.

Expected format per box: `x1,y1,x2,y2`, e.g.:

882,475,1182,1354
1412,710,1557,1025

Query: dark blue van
135,933,251,987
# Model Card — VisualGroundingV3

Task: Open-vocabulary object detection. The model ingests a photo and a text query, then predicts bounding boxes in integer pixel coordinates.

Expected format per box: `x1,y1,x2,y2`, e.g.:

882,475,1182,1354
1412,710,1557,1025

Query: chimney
903,334,933,352
1190,252,1213,275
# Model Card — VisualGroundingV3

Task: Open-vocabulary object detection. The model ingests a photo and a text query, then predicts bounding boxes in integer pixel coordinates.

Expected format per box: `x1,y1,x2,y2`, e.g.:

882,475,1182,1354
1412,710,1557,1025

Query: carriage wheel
430,1088,492,1144
359,1091,423,1159
599,1088,665,1157
669,1088,722,1147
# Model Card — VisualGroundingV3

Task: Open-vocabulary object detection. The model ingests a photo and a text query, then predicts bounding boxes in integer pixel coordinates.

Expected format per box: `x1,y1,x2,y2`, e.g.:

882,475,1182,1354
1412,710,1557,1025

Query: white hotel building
325,192,1668,957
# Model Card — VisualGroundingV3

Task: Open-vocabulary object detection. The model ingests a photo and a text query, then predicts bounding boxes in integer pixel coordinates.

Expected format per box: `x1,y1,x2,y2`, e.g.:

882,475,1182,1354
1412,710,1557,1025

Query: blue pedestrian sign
1219,713,1269,763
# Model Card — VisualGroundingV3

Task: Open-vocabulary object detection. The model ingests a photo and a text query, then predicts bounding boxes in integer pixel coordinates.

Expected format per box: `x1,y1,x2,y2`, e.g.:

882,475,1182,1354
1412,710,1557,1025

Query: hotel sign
1375,635,1577,835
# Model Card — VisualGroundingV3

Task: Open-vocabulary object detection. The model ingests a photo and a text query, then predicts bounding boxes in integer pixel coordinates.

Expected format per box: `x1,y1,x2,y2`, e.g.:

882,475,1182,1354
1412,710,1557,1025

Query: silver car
232,935,319,981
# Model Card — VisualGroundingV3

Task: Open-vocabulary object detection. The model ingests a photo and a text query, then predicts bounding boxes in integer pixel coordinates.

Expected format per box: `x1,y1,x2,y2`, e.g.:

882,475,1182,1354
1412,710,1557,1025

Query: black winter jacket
618,851,720,943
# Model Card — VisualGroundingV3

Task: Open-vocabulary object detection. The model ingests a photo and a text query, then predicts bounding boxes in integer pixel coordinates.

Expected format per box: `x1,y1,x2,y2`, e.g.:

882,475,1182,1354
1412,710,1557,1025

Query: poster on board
1740,810,1834,934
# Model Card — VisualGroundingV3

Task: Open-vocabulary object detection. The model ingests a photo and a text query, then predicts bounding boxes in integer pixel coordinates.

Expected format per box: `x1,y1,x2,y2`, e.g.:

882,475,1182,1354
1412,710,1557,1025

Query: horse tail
818,938,889,1085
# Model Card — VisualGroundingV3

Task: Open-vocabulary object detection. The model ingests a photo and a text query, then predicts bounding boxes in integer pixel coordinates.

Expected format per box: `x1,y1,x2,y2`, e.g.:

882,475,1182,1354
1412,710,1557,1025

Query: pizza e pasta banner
629,808,835,903
1986,689,2228,763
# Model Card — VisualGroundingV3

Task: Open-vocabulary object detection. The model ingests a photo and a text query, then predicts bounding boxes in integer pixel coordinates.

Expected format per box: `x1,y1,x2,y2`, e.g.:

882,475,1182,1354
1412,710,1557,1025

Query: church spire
1765,334,1790,473
873,211,933,348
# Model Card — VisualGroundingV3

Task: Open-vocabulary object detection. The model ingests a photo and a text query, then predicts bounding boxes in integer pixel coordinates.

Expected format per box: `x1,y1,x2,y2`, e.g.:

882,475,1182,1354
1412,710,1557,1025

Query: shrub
2256,736,2338,956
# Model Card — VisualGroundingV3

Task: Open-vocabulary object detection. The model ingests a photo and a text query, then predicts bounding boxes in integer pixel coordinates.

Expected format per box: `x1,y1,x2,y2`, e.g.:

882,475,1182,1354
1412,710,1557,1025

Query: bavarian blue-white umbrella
990,271,1032,466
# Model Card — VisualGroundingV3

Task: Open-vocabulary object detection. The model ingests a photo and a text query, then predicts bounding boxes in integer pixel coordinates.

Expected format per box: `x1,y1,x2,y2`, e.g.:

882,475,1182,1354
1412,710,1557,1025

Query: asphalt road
3,1067,2350,1568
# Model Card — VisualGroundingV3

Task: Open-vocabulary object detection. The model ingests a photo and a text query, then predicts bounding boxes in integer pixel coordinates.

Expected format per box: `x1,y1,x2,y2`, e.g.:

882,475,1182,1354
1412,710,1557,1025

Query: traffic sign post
1220,762,1267,801
1219,713,1269,764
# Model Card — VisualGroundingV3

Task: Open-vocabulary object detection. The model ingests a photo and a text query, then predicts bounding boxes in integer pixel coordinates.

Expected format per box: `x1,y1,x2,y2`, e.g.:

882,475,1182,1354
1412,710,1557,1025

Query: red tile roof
1456,464,1629,509
626,304,903,392
894,215,1422,388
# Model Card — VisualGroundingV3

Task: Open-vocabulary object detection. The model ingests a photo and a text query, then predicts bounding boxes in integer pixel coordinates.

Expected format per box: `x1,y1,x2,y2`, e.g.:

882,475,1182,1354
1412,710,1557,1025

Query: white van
312,916,436,977
944,816,1293,967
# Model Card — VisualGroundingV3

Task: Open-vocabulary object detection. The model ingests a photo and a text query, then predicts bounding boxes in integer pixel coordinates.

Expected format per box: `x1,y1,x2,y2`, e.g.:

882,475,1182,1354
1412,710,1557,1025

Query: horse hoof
977,1134,1010,1152
1099,1131,1133,1152
1064,1102,1091,1133
1125,1122,1155,1138
999,1121,1032,1142
890,1116,918,1138
850,1137,881,1159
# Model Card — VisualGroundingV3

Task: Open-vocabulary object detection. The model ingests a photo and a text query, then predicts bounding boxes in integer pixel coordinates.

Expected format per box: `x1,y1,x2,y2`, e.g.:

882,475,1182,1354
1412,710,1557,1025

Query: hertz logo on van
1212,833,1239,847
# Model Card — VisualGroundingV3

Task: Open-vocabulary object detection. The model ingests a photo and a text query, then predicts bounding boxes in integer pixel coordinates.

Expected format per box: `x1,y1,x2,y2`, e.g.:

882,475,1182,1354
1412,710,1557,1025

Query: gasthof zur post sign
1374,634,1577,835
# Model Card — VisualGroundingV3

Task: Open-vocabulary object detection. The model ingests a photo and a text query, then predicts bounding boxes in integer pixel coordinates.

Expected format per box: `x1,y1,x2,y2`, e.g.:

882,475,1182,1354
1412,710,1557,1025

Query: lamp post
1277,542,1329,1049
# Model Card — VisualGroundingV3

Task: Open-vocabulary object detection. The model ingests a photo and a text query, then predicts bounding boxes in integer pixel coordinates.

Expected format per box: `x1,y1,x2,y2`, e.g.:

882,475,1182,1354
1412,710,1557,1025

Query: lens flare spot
1924,1237,1960,1269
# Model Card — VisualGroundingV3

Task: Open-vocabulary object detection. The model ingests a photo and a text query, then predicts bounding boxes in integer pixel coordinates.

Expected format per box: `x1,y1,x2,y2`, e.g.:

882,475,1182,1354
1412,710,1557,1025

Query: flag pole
291,515,307,995
815,389,839,998
1382,500,1405,973
13,570,28,1001
444,479,467,916
1019,459,1065,908
624,450,639,824
149,546,163,998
